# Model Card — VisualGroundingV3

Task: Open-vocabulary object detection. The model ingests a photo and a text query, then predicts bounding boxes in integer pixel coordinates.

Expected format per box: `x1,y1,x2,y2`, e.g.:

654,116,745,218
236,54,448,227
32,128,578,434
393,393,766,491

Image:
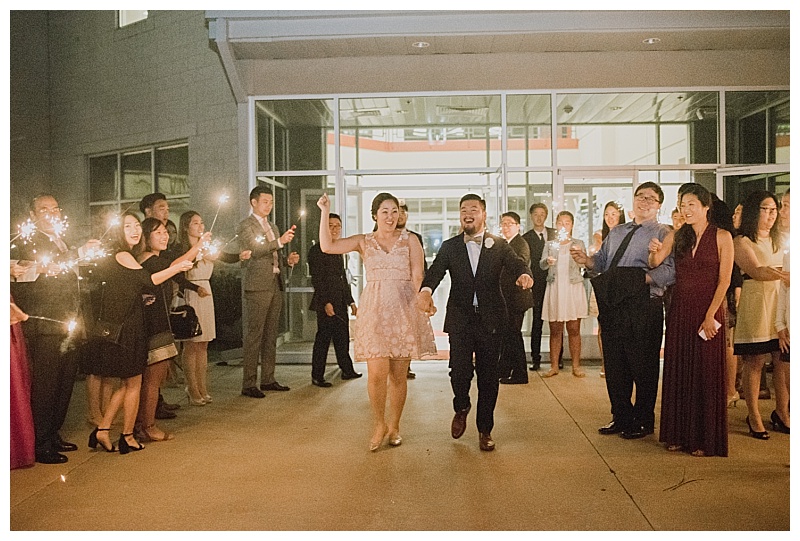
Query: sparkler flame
556,227,570,243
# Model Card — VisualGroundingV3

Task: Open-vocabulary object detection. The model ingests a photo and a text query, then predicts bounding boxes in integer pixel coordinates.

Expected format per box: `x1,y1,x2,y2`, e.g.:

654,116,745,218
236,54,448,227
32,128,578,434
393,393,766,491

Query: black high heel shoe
118,433,144,455
770,410,790,434
747,416,770,440
88,427,116,452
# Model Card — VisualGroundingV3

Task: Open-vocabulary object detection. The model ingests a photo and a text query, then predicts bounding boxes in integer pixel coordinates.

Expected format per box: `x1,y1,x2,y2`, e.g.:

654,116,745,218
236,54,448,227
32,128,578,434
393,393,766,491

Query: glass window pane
119,10,147,27
507,172,553,230
90,204,120,239
564,176,634,244
339,95,502,170
156,145,189,196
507,95,552,167
255,99,334,171
725,91,789,165
89,155,117,202
556,92,719,166
121,151,152,200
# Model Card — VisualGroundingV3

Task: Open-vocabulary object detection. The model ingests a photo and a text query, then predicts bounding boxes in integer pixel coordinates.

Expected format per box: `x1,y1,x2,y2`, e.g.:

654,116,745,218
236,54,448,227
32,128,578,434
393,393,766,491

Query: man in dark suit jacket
521,203,558,371
418,194,533,452
11,193,100,463
307,213,362,387
498,212,535,384
236,185,300,398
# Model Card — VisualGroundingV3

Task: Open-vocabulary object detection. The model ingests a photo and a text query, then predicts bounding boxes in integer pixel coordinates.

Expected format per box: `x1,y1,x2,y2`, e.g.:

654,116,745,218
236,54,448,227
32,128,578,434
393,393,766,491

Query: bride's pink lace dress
354,230,437,360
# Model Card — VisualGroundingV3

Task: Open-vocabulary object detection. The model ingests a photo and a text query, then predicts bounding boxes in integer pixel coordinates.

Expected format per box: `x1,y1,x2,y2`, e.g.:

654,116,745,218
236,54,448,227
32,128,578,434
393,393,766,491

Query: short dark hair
634,181,664,204
139,192,167,215
529,202,548,216
459,193,486,210
739,190,781,253
249,185,273,203
501,211,521,224
328,213,342,223
141,217,168,252
30,193,58,213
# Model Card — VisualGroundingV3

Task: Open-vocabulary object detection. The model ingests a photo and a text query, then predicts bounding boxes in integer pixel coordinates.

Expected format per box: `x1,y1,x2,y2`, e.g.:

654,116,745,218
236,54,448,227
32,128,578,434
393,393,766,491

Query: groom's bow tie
464,234,483,244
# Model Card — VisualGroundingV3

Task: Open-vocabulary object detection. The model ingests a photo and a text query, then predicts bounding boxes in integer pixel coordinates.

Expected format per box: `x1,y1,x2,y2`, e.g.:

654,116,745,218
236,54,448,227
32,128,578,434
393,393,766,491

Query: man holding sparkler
236,186,300,398
10,193,100,464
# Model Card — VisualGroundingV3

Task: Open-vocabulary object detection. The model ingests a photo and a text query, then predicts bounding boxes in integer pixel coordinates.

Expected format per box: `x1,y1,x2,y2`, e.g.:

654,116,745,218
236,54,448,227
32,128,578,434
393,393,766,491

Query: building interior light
643,37,661,45
412,41,430,48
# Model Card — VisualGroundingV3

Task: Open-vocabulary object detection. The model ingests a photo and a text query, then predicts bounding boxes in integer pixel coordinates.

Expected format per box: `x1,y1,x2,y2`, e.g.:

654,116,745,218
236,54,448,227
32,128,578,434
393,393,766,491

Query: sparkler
26,315,78,335
98,215,121,242
49,214,69,239
10,218,38,244
208,194,230,233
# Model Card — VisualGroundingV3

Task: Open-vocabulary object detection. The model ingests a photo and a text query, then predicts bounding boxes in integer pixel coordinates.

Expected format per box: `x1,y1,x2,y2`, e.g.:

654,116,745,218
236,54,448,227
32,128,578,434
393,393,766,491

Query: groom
418,194,533,451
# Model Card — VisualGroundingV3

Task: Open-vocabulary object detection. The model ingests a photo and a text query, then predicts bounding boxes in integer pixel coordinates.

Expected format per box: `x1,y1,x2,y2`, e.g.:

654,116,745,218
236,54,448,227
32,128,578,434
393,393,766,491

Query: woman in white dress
540,211,588,378
177,211,249,405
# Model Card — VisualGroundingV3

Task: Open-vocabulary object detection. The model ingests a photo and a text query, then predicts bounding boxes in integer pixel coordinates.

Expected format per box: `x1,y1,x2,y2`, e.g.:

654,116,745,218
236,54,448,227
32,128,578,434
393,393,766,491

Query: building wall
10,10,241,236
240,49,789,96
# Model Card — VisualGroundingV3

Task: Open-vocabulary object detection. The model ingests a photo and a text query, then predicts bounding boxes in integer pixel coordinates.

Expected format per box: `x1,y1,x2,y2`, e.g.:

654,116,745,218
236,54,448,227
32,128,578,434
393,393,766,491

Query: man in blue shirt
571,182,675,439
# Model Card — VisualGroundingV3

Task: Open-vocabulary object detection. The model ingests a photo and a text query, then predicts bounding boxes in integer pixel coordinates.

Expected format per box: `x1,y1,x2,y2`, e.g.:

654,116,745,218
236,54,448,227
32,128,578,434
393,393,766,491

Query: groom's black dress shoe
312,379,332,388
54,438,78,452
451,405,471,439
341,372,362,380
499,377,528,385
620,425,654,440
260,382,290,392
36,449,68,464
598,420,625,435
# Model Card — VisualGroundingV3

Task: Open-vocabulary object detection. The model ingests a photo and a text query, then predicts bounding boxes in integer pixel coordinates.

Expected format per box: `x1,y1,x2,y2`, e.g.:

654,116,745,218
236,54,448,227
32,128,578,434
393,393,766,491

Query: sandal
140,425,174,442
667,444,683,452
541,370,559,378
690,449,706,457
572,368,586,378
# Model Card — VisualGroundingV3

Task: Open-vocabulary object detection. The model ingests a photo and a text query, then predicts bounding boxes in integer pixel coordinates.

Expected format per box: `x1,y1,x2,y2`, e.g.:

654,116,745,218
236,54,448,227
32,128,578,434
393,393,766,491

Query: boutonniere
484,237,495,249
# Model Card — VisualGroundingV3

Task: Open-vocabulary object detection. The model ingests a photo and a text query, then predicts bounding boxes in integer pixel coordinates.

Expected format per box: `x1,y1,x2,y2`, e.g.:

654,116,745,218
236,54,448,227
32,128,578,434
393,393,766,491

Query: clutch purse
169,304,203,340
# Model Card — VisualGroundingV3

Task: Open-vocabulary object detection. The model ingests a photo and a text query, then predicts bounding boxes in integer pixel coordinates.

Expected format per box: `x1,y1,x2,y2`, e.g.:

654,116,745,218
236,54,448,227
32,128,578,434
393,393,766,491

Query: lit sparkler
11,218,38,244
208,194,230,233
98,215,121,242
47,214,69,239
26,315,79,335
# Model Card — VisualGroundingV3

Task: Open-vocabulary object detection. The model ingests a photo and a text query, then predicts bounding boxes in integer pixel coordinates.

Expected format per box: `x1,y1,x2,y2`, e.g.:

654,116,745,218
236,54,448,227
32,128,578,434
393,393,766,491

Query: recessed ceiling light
643,37,661,45
412,41,430,48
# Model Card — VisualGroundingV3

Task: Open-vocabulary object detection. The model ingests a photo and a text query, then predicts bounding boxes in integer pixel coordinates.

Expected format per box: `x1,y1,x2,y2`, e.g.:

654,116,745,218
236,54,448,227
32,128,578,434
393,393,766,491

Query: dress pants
27,334,79,453
242,279,282,390
449,311,502,434
600,296,664,431
529,286,547,364
499,311,527,381
311,311,356,381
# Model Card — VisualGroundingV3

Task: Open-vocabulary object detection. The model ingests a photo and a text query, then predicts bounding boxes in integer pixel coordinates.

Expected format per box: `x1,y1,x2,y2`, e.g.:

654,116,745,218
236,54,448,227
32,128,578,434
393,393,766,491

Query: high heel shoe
388,434,403,447
746,416,770,440
770,410,790,434
88,427,116,452
203,394,213,403
727,392,740,408
118,433,145,455
185,387,206,406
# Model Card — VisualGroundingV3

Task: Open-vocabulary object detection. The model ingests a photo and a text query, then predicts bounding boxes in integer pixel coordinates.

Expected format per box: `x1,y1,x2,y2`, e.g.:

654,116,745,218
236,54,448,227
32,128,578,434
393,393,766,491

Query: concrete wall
241,49,789,96
10,10,241,238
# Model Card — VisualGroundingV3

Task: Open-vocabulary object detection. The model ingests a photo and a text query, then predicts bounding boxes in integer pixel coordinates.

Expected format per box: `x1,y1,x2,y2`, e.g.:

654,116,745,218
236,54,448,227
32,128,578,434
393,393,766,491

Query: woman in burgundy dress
10,298,35,469
649,183,734,456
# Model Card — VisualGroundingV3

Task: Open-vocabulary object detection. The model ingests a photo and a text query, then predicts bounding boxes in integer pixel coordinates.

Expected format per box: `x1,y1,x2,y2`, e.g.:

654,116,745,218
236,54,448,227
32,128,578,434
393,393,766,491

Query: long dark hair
370,192,400,221
177,210,201,253
673,184,712,260
739,190,781,253
601,201,626,240
108,211,144,255
141,217,168,253
709,194,735,236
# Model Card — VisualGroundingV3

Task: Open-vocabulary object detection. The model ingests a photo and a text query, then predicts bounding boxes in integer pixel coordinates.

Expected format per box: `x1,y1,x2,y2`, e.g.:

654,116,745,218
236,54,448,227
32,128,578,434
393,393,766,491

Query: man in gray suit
237,186,300,398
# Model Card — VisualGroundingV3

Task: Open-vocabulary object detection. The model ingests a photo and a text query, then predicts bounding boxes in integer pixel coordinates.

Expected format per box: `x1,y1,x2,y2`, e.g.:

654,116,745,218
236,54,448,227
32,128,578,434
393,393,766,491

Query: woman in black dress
86,213,193,454
135,218,209,442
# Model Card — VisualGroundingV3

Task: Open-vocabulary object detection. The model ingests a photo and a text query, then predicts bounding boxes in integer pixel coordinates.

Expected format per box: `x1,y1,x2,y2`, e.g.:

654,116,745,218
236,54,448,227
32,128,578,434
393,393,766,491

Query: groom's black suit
422,231,532,435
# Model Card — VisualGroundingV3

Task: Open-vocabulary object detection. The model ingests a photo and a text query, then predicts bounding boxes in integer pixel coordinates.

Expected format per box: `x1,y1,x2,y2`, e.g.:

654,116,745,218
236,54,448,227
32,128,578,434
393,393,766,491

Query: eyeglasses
634,195,660,204
36,207,62,215
759,207,778,214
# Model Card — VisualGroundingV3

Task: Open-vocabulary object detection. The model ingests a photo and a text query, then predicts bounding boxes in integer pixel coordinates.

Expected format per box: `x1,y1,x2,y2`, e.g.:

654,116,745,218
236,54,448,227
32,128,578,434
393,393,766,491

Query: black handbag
89,281,128,345
590,225,642,316
169,303,202,340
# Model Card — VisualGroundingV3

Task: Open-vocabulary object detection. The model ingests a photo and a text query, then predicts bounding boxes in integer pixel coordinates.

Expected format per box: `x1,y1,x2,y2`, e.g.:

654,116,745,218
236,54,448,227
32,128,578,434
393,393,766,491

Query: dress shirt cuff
420,287,432,294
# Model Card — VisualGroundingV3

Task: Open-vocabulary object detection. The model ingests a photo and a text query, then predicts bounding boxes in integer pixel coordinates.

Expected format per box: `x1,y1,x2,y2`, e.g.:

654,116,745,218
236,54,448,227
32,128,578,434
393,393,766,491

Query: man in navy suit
418,194,533,451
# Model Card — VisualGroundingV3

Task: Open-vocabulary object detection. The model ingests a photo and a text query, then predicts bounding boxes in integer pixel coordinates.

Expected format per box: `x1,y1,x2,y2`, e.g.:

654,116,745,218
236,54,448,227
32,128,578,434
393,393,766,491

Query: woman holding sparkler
540,211,588,378
176,210,249,406
85,212,193,454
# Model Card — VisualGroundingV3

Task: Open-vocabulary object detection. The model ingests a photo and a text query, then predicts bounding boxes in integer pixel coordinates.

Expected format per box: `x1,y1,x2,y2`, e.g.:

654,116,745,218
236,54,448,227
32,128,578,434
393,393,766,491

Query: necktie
539,232,544,242
464,234,483,244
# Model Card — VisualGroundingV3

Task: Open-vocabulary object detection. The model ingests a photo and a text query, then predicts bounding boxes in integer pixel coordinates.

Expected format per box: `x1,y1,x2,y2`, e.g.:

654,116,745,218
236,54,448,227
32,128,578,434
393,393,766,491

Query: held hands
317,193,330,211
279,225,296,245
546,256,556,266
239,250,252,260
417,290,437,317
648,238,662,254
197,286,210,298
287,251,300,267
516,274,534,290
177,260,194,272
778,329,790,353
698,315,720,341
350,303,358,317
83,239,102,252
10,302,28,325
324,303,335,317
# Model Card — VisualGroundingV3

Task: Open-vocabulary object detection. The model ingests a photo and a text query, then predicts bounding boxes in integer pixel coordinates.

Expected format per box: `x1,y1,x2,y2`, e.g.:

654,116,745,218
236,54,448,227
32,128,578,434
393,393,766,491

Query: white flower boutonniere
484,237,495,249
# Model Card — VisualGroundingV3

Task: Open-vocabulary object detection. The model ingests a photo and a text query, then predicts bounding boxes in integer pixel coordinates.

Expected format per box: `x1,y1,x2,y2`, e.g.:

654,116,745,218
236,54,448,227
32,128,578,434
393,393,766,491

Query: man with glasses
11,194,100,463
571,182,675,440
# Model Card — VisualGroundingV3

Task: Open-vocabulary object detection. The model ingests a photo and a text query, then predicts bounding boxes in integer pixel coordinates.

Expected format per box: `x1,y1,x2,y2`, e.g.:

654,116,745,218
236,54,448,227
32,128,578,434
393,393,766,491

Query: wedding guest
10,299,35,469
418,194,533,452
398,201,426,379
85,213,193,454
540,211,588,378
498,211,534,385
318,192,436,451
307,212,362,387
771,189,790,434
649,183,733,456
571,182,675,440
10,193,100,464
733,191,788,440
